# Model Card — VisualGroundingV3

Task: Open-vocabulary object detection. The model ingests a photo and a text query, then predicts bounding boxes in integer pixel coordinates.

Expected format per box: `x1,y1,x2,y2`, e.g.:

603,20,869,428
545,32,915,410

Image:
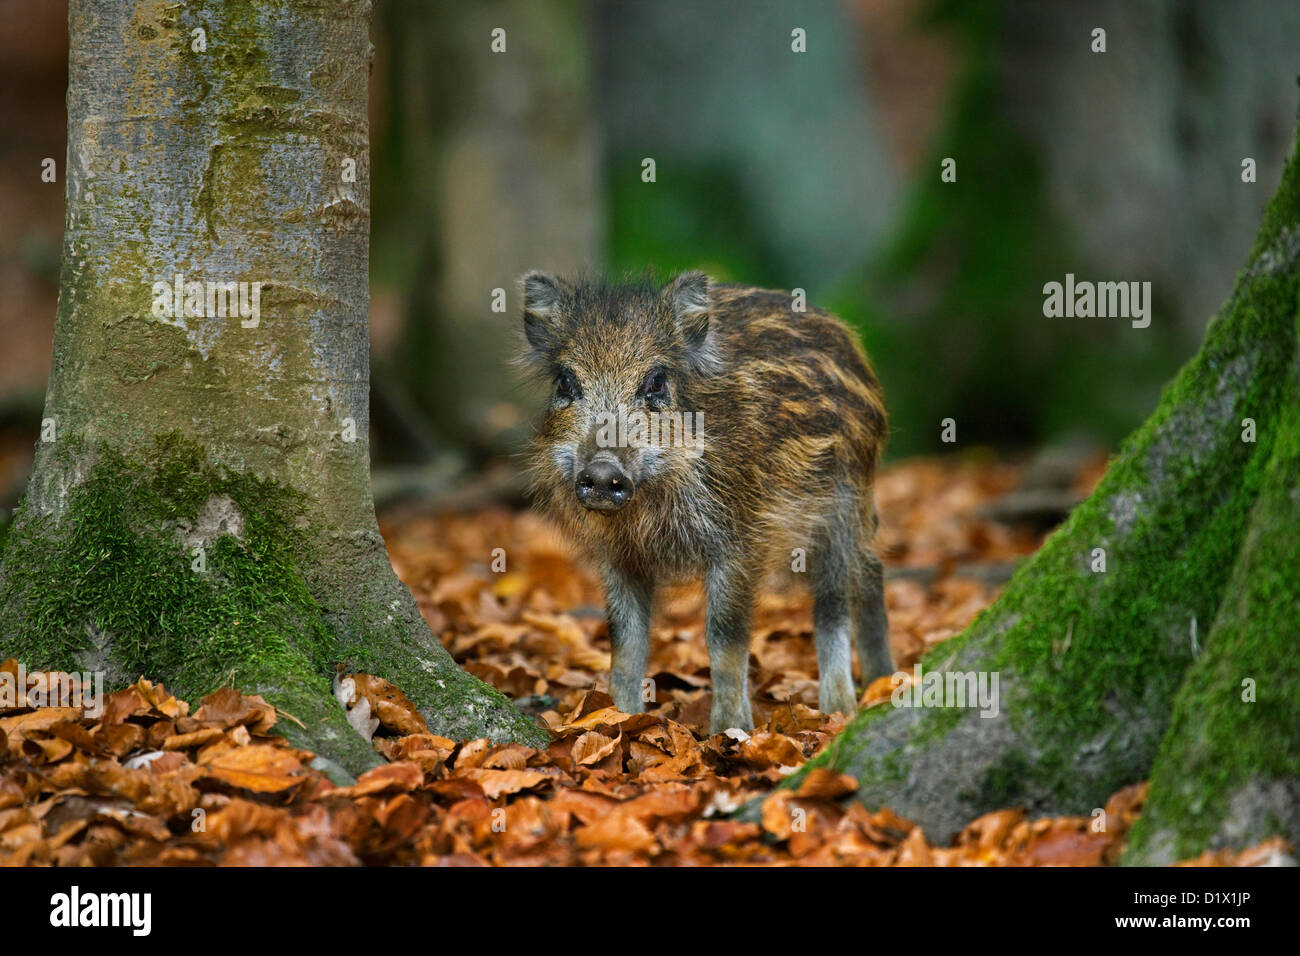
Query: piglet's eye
643,369,669,400
555,370,580,402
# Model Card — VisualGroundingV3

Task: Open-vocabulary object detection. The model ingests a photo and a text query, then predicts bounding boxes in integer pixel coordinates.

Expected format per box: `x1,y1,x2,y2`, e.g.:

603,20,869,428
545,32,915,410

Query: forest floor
0,454,1287,866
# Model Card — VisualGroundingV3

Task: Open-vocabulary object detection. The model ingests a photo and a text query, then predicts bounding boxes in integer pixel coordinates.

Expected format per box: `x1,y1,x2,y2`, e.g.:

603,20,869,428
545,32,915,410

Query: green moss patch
0,433,378,775
781,130,1300,840
1124,306,1300,862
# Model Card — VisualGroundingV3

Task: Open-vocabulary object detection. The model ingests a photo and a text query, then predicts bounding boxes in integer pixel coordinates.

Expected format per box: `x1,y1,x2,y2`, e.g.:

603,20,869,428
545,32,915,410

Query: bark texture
765,117,1300,857
0,0,546,779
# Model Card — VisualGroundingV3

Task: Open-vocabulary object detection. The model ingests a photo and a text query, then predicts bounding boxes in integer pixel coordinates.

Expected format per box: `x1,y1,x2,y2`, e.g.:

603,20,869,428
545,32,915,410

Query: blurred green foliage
604,0,1185,457
369,0,1198,460
606,159,782,288
830,0,1183,456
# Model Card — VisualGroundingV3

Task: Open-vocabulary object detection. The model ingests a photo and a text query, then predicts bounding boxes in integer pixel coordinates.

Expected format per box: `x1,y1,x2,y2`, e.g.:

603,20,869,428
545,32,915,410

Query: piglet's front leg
601,566,653,716
704,560,756,733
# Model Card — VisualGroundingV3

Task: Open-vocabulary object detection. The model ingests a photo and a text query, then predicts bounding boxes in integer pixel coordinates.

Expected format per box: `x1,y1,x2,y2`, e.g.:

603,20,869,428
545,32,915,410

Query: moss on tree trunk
0,0,546,779
1123,309,1300,864
763,118,1300,858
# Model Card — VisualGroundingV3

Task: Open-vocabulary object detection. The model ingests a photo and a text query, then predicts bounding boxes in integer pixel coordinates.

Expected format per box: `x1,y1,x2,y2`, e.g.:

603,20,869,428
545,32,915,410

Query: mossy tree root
0,435,546,780
312,538,550,752
1123,306,1300,864
759,124,1300,854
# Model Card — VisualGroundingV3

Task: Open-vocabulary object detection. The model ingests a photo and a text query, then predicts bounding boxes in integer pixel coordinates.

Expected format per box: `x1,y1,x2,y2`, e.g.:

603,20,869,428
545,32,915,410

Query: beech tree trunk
0,0,545,779
770,114,1300,864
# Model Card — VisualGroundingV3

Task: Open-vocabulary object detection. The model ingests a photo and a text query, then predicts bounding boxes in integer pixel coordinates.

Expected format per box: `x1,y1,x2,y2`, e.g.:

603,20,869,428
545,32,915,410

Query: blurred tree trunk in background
373,0,600,461
1000,0,1299,352
0,0,545,779
858,0,1300,455
593,0,898,295
0,1,68,511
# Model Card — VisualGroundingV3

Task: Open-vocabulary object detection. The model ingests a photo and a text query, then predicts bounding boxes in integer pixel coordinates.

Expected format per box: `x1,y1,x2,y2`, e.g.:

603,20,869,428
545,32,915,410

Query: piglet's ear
663,271,717,372
520,271,563,359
